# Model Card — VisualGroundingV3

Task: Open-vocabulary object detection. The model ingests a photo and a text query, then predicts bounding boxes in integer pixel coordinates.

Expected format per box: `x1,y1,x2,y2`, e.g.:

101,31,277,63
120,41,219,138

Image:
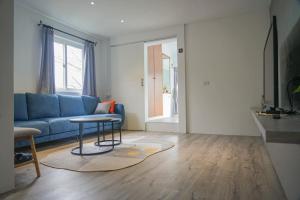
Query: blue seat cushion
44,114,123,134
59,95,85,117
43,117,79,134
14,120,50,137
82,95,98,114
14,93,28,121
26,93,60,119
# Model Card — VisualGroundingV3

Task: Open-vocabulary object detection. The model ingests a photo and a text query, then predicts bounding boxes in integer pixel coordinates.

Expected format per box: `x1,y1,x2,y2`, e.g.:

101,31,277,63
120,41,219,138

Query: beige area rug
40,136,175,172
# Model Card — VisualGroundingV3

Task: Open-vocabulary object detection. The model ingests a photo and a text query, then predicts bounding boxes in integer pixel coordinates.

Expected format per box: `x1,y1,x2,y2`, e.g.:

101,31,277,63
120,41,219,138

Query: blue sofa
14,93,125,147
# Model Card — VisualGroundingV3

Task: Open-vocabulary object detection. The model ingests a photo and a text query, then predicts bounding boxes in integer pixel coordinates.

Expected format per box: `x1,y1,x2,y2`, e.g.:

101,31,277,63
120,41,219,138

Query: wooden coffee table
69,117,122,156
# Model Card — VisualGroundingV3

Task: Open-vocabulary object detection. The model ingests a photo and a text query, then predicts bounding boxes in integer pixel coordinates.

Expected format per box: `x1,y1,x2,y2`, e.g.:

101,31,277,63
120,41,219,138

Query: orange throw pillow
102,99,116,113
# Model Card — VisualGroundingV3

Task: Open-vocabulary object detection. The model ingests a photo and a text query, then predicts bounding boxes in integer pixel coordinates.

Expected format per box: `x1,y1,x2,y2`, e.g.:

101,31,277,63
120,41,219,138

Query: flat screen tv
281,16,300,112
263,16,279,111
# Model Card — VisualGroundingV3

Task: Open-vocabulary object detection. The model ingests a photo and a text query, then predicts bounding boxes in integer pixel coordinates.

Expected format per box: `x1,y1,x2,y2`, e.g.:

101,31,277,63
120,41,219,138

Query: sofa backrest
26,93,60,120
82,95,98,114
58,95,86,117
14,93,28,121
14,93,99,120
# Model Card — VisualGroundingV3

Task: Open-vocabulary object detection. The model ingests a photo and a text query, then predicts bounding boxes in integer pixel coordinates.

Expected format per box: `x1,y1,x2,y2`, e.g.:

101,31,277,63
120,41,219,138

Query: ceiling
17,0,269,38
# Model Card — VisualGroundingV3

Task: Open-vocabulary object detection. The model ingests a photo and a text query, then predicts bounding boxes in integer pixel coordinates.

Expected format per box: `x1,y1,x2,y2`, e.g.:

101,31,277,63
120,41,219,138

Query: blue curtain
37,26,55,94
82,41,96,96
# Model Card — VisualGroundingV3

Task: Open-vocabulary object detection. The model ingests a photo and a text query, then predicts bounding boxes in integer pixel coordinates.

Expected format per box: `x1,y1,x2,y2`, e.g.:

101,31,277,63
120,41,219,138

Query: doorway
145,38,179,127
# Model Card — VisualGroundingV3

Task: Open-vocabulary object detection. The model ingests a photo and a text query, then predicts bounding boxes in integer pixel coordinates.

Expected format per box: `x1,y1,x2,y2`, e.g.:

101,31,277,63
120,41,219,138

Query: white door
110,43,145,130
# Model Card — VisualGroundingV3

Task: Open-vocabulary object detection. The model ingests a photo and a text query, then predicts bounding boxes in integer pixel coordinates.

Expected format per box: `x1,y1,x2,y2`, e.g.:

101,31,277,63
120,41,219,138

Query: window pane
54,42,64,89
66,45,83,90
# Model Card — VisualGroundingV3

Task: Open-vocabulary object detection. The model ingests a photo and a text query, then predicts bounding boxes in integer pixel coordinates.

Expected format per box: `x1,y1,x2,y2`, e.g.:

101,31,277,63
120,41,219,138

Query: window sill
56,89,82,96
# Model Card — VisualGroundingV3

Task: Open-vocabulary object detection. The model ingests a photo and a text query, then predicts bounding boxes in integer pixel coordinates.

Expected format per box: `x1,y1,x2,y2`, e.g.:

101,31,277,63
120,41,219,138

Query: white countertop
251,108,300,144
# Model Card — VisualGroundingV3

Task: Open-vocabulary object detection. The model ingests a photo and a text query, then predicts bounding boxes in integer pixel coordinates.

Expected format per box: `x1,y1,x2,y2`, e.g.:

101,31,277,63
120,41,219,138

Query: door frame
110,25,187,133
144,38,175,121
144,35,186,133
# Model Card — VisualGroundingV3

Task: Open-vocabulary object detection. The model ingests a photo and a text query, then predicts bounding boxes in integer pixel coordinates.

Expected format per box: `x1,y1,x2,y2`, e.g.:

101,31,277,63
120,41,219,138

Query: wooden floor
1,132,286,200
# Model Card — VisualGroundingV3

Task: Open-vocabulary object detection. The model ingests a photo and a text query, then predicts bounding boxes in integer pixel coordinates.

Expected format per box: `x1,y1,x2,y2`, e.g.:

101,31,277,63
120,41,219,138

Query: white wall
0,0,15,193
14,2,110,97
186,11,269,136
110,13,269,135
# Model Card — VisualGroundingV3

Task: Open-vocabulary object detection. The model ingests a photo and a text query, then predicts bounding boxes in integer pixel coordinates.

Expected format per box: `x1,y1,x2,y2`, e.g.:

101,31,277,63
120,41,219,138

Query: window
54,36,84,92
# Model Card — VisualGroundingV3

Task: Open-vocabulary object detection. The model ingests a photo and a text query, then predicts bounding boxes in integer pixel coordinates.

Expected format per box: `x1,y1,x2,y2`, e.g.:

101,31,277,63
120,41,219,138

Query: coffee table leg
79,123,83,155
112,121,114,149
103,122,105,141
119,125,122,143
97,122,100,146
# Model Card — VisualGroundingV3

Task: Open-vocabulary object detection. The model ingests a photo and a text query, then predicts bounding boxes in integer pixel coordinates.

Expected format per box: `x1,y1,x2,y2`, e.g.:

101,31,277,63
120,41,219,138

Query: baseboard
146,122,179,133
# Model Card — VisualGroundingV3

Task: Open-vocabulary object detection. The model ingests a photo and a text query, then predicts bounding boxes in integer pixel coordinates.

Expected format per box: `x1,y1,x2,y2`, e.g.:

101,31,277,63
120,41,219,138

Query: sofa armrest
115,104,125,125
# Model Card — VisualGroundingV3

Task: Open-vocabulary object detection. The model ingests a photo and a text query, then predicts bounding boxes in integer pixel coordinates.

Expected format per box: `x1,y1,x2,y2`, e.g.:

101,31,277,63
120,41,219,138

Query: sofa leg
30,136,41,177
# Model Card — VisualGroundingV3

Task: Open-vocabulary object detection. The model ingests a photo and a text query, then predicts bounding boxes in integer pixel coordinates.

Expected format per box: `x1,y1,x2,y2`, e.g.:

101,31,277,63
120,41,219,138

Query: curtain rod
38,20,97,46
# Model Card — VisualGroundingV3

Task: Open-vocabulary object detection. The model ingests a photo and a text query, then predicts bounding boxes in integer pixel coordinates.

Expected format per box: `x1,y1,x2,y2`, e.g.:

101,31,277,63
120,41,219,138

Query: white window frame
54,35,85,95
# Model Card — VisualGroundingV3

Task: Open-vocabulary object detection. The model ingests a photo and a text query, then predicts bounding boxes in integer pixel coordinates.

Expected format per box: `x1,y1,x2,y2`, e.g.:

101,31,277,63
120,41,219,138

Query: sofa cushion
82,95,98,114
94,103,111,114
102,99,116,113
26,93,60,119
14,93,28,121
59,95,85,117
43,113,123,135
14,120,50,137
44,117,79,134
